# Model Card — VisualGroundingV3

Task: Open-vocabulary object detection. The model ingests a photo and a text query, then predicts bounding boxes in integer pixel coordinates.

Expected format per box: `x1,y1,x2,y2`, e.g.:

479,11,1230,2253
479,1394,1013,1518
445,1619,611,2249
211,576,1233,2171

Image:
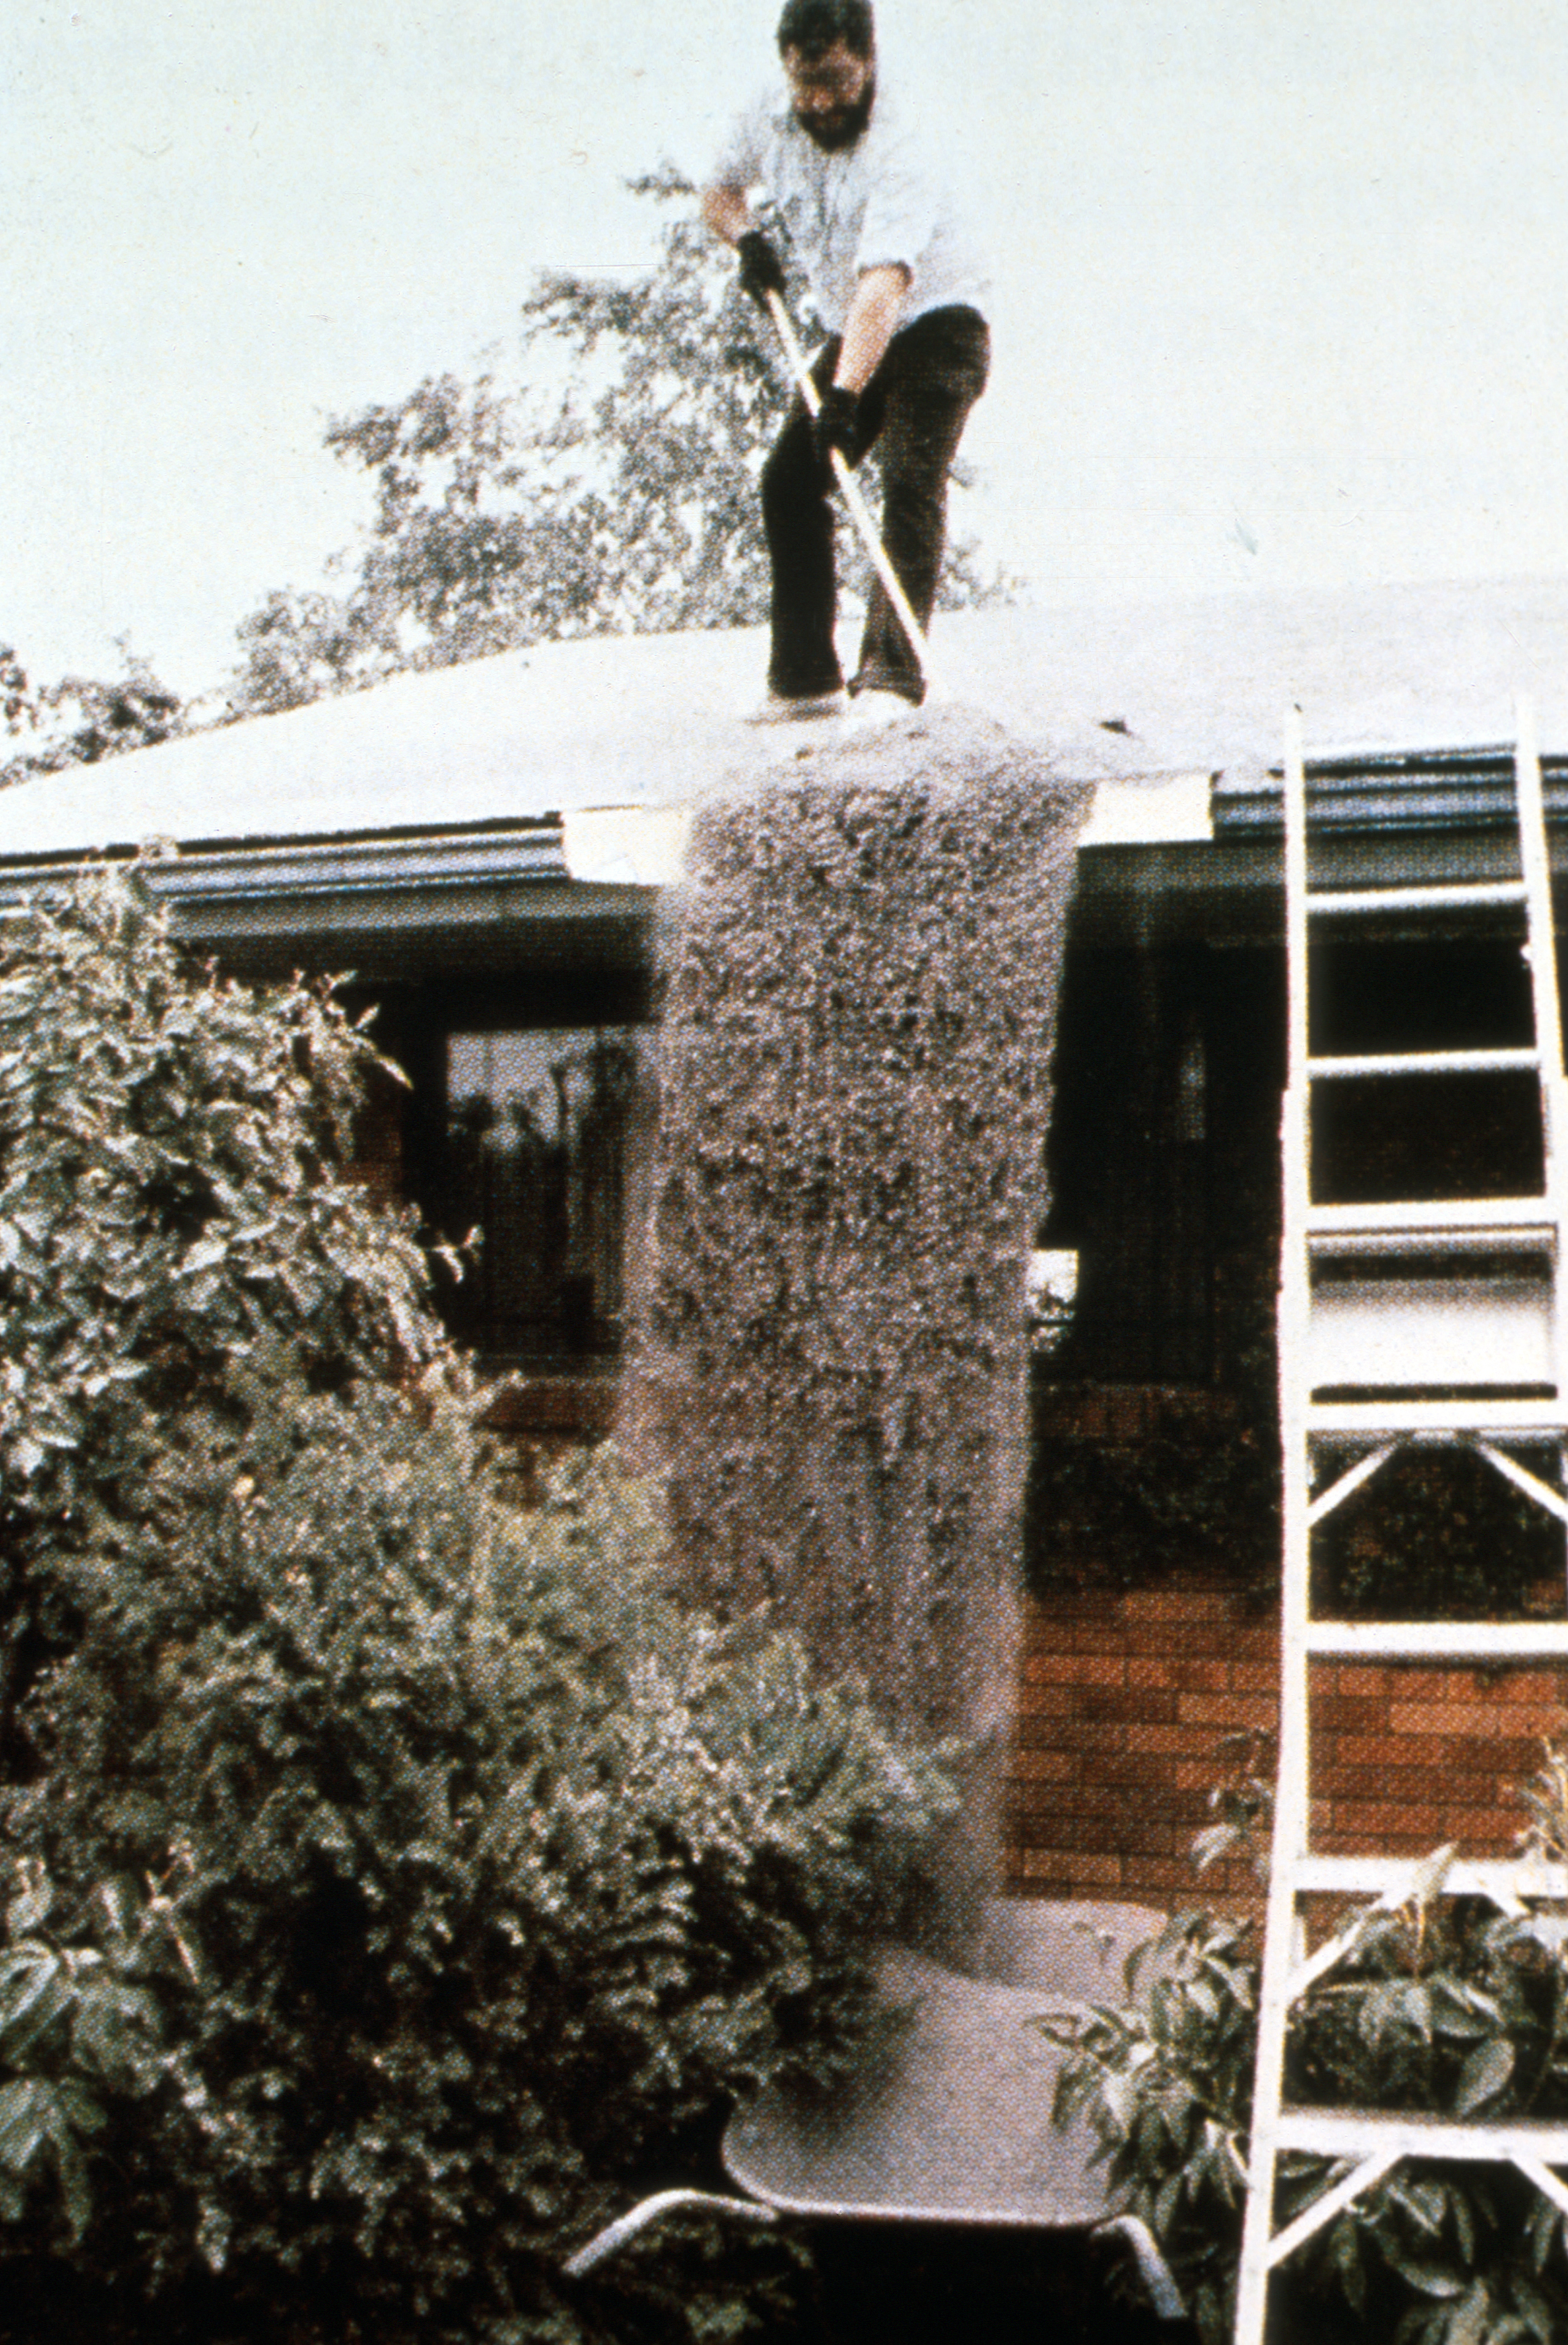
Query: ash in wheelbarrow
565,1897,1196,2336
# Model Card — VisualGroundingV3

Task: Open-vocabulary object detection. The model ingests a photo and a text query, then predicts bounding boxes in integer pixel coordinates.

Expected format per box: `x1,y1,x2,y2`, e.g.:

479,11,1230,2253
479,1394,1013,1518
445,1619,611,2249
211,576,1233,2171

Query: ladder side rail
1516,699,1566,1087
1278,706,1315,1782
1513,698,1568,1484
1279,709,1315,1813
1237,715,1316,2345
1285,707,1309,1090
1275,1085,1314,1868
1236,1091,1314,2345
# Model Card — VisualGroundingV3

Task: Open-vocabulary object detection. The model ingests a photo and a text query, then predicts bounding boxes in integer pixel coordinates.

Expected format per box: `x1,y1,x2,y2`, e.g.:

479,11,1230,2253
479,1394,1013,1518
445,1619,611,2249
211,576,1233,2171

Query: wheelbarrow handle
1094,2215,1197,2333
568,2193,1191,2336
563,2187,778,2277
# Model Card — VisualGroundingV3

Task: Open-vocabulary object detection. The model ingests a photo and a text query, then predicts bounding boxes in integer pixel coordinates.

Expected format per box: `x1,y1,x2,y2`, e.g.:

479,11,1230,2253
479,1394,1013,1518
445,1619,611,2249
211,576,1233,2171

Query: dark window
1307,937,1542,1204
1039,941,1285,1388
1041,944,1218,1383
444,1027,639,1365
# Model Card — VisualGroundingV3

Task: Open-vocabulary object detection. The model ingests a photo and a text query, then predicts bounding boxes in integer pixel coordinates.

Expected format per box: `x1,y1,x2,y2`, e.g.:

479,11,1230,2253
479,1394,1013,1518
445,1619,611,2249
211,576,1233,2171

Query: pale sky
7,0,1568,696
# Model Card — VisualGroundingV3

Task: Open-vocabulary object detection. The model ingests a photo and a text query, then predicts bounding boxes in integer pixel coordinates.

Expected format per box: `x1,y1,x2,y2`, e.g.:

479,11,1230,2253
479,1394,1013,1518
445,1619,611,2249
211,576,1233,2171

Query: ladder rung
1305,1620,1568,1659
1274,2109,1568,2162
1307,1048,1541,1079
1303,737,1515,768
1306,881,1528,916
1308,1398,1568,1437
1292,1854,1568,1899
1307,1197,1556,1239
1310,1228,1555,1258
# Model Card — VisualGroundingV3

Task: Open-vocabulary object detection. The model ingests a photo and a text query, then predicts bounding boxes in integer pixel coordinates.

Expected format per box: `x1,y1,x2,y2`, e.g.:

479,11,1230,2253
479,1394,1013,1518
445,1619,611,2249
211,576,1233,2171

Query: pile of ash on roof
621,703,1097,1932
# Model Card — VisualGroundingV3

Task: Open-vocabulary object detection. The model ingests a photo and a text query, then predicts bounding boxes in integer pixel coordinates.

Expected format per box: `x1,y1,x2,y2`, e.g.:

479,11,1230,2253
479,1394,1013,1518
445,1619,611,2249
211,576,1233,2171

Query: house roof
1,579,1565,976
3,576,1567,869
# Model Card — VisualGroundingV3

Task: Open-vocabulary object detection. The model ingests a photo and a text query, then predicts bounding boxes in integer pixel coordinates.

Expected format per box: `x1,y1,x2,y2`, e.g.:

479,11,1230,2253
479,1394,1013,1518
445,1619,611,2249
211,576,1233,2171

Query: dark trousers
760,304,990,704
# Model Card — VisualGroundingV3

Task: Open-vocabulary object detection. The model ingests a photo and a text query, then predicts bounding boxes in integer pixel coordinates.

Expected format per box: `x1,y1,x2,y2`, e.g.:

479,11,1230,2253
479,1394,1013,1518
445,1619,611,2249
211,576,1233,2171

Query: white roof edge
1,581,1566,862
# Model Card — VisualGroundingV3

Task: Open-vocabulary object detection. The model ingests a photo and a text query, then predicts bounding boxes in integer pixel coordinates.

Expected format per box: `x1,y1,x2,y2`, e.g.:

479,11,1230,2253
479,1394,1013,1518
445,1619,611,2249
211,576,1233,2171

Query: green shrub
1025,1404,1280,1591
5,1390,947,2341
1052,1780,1568,2345
0,865,438,1508
0,868,952,2344
0,862,442,1781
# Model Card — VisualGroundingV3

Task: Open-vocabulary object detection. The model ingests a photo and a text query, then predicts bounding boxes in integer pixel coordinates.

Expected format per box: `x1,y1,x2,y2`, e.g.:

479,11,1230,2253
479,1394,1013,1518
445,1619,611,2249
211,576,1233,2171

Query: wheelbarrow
564,1898,1195,2335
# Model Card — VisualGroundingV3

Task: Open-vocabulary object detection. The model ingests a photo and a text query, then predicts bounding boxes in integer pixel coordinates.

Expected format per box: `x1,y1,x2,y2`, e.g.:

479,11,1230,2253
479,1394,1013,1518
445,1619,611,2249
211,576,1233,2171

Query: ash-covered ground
625,703,1096,1874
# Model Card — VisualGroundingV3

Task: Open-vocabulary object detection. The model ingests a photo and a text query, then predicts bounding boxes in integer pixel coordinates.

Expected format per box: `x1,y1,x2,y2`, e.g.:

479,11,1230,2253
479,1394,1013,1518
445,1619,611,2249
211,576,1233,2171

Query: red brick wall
1007,1584,1568,1909
1311,1662,1567,1862
1007,1585,1277,1907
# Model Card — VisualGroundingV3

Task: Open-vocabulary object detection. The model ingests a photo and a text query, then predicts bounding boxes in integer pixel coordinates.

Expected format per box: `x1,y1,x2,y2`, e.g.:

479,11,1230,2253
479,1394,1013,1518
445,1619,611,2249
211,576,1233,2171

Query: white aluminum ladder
1235,701,1568,2344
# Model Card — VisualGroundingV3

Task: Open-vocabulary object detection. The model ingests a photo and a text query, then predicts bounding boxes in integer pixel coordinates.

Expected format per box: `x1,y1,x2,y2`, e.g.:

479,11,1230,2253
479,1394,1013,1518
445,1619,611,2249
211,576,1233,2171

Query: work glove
811,383,862,468
735,230,787,310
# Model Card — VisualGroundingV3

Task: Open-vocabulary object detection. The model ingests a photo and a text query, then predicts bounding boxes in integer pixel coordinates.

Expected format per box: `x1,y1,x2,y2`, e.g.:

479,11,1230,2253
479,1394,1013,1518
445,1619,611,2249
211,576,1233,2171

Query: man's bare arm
833,264,911,393
703,192,909,393
702,184,751,245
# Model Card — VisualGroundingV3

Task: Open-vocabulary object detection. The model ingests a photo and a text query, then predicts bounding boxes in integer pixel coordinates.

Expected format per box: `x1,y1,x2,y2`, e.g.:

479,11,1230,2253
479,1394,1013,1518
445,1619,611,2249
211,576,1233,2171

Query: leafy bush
1025,1404,1280,1591
0,868,952,2344
1052,1770,1568,2345
0,861,438,1565
4,1394,946,2342
1048,1908,1257,2342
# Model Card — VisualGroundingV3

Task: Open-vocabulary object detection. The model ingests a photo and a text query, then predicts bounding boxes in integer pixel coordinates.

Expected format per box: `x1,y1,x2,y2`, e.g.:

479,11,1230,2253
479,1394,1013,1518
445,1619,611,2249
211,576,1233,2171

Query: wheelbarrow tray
724,1899,1161,2229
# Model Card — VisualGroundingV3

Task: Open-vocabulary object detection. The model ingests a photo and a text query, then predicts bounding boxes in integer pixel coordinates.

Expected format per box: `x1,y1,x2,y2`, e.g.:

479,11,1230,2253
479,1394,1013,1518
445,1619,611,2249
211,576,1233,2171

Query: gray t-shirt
712,77,990,335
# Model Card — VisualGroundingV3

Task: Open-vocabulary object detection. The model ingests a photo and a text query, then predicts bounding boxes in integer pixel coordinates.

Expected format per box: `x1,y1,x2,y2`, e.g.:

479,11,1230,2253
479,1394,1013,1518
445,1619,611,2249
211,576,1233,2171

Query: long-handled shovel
762,287,937,701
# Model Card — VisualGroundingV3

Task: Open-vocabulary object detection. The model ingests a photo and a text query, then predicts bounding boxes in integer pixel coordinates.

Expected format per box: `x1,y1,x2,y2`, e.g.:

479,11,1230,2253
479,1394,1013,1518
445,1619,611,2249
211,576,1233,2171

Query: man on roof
702,0,990,718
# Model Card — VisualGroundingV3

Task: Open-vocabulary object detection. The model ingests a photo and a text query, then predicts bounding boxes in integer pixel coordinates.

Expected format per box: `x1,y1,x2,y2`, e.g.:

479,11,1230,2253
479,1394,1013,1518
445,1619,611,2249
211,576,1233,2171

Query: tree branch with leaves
228,170,1009,718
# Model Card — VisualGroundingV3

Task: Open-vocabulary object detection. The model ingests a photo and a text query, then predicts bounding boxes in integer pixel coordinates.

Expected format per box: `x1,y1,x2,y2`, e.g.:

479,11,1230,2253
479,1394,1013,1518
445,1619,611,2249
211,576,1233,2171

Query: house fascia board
0,821,653,983
1214,743,1568,834
0,818,1544,970
0,820,566,902
1,728,1564,969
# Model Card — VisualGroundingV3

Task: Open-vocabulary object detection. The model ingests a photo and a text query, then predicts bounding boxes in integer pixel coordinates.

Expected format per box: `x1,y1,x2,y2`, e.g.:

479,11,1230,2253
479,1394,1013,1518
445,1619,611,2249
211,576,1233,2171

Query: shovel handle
763,289,935,695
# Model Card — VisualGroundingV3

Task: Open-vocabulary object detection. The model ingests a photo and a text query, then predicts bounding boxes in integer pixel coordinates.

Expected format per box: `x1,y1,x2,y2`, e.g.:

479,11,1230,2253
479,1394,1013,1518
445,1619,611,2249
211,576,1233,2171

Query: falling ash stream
623,703,1098,1939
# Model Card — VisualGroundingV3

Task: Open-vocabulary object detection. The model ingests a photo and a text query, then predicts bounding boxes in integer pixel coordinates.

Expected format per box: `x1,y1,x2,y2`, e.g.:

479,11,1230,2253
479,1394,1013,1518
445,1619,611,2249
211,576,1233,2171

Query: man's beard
797,78,875,151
